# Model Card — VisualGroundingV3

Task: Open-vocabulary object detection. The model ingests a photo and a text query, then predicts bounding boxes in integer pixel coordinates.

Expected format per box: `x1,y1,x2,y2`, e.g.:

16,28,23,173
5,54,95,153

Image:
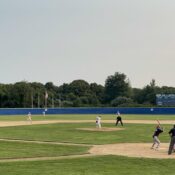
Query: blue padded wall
0,107,175,115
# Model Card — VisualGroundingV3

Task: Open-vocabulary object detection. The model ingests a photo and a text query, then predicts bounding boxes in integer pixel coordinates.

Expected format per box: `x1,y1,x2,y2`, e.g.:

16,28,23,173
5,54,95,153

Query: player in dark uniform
151,124,163,150
168,125,175,155
115,112,123,126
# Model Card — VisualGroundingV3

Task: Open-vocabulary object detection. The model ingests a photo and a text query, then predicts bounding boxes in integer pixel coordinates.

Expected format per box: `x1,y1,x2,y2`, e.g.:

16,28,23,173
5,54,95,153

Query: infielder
168,124,175,155
151,124,163,150
27,112,32,124
96,116,101,128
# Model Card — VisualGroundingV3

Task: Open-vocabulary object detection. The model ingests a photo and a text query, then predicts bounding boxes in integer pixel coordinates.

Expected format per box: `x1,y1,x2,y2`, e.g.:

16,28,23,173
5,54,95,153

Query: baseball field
0,114,175,175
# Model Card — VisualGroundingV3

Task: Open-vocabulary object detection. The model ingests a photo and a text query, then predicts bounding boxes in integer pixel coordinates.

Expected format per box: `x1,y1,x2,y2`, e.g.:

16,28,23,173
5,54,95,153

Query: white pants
27,117,32,124
96,122,101,128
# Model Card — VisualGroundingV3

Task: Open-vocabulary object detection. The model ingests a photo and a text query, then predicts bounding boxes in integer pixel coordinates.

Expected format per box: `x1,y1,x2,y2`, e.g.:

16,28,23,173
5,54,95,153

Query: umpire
115,112,123,126
168,124,175,155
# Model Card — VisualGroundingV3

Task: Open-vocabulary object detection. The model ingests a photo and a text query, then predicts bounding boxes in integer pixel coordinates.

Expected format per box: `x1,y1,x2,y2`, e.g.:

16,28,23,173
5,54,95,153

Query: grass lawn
0,123,171,144
0,141,89,159
0,114,175,121
0,155,175,175
0,114,174,175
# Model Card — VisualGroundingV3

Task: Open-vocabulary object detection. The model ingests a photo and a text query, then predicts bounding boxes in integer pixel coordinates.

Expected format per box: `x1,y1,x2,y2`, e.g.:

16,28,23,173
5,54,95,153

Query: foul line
0,138,92,146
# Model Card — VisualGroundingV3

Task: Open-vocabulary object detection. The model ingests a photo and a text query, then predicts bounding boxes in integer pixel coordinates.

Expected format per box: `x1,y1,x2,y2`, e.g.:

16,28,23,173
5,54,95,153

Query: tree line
0,72,175,108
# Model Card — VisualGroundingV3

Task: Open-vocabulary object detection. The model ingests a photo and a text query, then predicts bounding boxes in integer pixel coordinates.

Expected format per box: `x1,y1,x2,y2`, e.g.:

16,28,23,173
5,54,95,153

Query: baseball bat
156,120,160,125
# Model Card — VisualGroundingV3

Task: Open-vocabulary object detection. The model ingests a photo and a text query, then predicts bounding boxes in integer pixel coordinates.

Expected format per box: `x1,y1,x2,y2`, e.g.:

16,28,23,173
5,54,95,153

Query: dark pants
116,120,123,126
168,136,175,155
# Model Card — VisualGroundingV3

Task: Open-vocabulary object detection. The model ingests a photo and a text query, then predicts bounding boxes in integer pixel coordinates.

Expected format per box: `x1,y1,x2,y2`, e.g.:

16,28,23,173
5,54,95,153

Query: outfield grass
0,123,171,144
0,141,89,159
0,114,174,175
0,114,175,121
0,155,175,175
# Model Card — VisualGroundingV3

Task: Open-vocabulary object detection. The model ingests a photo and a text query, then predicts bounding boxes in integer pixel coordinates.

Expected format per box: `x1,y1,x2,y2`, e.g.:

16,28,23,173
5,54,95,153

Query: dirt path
0,119,175,127
90,143,175,159
0,142,174,162
0,139,174,162
76,127,125,132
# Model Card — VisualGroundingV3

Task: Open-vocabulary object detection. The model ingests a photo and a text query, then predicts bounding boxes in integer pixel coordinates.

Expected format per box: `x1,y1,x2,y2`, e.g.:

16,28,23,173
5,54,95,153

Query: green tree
156,86,175,94
90,83,105,104
104,72,132,103
0,84,13,107
111,96,133,107
135,79,157,105
30,82,45,108
10,82,32,107
69,80,90,96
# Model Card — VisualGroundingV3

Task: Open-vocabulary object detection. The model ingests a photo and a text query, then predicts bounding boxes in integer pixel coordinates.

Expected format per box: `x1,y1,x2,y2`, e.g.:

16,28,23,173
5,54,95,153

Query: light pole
52,96,54,108
31,93,33,108
45,91,48,109
38,93,40,108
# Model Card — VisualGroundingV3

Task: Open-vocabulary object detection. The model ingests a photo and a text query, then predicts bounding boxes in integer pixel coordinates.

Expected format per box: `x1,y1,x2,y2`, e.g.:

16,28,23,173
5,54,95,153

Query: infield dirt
0,119,174,127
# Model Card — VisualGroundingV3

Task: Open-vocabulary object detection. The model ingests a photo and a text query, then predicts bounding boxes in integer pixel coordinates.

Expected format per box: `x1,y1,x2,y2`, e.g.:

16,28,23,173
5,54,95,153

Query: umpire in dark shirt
168,125,175,155
115,112,123,126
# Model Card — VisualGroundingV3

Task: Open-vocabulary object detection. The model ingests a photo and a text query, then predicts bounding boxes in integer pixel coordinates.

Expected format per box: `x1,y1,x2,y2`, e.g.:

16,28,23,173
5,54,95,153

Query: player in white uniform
96,116,101,128
27,112,32,124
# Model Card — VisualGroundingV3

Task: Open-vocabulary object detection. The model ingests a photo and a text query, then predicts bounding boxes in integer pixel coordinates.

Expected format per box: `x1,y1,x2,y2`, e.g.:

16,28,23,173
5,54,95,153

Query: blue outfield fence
0,107,175,115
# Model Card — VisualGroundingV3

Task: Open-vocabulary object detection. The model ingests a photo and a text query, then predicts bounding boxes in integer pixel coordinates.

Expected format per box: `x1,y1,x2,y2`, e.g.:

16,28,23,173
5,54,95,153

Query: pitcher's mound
77,127,125,132
90,143,175,159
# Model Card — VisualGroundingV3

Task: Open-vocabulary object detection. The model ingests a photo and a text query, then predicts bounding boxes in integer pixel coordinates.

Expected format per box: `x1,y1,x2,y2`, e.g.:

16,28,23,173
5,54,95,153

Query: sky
1,0,175,88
